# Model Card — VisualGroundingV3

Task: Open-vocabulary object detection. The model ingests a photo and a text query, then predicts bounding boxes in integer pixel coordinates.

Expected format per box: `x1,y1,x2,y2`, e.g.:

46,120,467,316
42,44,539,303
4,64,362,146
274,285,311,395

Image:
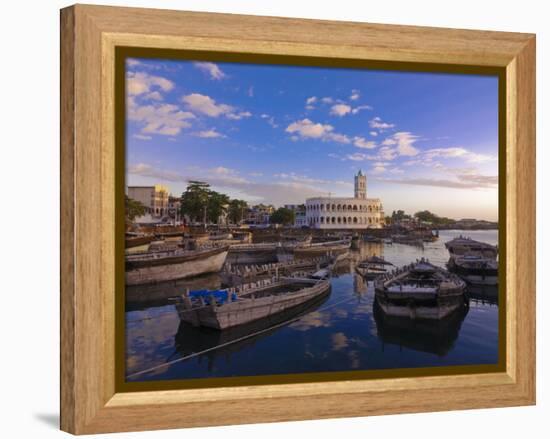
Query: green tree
180,181,211,224
228,199,249,224
125,195,147,221
270,207,295,226
206,191,230,224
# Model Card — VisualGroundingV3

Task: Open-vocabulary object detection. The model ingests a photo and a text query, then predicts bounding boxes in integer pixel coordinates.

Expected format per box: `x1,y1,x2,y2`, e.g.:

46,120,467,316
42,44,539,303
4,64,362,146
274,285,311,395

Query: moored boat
445,236,498,285
125,245,229,286
374,259,467,320
173,273,331,330
291,239,351,258
355,255,393,279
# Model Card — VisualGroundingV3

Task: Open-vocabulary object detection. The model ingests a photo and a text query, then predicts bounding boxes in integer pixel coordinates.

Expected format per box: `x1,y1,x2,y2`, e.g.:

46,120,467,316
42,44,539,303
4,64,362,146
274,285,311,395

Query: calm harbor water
125,229,499,382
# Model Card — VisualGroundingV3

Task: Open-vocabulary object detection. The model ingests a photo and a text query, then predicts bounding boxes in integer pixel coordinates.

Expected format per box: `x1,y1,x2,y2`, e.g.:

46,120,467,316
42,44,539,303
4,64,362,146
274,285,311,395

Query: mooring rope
125,294,357,380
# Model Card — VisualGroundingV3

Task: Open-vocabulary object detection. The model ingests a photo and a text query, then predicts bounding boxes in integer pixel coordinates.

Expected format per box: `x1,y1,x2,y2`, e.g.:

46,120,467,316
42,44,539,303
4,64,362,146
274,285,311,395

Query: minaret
354,170,367,199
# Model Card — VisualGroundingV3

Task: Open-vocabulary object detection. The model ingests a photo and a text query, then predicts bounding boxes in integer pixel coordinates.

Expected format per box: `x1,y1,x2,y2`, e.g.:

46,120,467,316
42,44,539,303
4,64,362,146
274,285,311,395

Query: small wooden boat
355,256,393,279
125,234,155,249
445,236,498,285
447,254,498,285
374,259,467,320
125,245,229,286
291,239,351,258
173,273,331,330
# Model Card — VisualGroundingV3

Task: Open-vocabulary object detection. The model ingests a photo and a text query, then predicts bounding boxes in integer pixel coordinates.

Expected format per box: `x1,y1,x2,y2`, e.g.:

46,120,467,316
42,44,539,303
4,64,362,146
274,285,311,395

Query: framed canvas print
60,4,536,435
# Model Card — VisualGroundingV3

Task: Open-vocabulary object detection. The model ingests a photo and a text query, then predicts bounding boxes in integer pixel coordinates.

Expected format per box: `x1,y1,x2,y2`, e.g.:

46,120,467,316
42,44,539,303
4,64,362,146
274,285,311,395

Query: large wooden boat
173,272,331,330
445,236,498,285
374,259,467,320
125,245,229,286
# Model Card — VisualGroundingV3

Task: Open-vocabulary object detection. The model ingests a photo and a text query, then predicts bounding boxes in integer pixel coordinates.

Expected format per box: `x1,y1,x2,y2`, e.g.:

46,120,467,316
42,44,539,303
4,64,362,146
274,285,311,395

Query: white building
305,170,385,229
127,184,169,219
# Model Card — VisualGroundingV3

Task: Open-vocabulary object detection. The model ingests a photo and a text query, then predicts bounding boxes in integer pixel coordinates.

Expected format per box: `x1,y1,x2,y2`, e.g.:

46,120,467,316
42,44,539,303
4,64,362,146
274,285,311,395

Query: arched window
353,217,358,224
348,205,352,210
332,217,336,224
353,205,358,211
348,217,352,224
337,204,341,211
320,217,324,223
320,204,324,210
337,217,341,224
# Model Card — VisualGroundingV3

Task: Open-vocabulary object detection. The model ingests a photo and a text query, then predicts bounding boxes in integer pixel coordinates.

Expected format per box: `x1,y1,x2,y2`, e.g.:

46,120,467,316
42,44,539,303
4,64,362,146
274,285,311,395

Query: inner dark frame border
115,46,507,393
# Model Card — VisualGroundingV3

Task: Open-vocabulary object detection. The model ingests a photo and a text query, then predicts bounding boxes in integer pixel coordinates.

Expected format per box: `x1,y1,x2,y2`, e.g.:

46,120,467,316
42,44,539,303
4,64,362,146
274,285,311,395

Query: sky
126,57,499,221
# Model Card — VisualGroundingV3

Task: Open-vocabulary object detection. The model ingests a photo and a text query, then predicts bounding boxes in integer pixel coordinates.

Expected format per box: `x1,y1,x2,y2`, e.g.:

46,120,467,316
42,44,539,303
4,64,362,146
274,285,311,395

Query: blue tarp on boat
189,289,237,305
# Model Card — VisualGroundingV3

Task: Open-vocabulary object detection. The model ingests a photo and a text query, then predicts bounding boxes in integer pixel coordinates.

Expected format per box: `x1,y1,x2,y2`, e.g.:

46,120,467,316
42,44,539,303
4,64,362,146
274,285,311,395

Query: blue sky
126,58,499,221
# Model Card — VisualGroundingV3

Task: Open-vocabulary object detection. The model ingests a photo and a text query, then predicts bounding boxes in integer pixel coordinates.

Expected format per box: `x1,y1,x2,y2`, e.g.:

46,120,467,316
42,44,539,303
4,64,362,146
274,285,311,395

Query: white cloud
321,97,334,104
351,105,373,114
346,153,367,161
128,97,195,136
306,96,317,105
145,91,163,101
285,119,350,144
330,104,352,117
392,132,420,156
260,114,278,128
248,86,254,97
370,131,378,137
350,90,360,101
192,62,226,80
353,137,376,149
286,118,333,139
369,116,395,131
127,72,174,97
132,134,152,140
376,132,419,157
226,111,252,120
182,93,251,120
182,93,233,117
423,147,496,163
192,129,225,138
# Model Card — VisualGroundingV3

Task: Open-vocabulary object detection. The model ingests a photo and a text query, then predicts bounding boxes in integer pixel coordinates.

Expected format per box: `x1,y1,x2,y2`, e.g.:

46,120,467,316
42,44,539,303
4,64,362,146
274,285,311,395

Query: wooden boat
227,242,279,264
292,239,351,258
173,272,331,330
125,234,155,249
374,259,467,320
355,256,393,279
174,290,330,364
125,245,229,286
445,236,498,285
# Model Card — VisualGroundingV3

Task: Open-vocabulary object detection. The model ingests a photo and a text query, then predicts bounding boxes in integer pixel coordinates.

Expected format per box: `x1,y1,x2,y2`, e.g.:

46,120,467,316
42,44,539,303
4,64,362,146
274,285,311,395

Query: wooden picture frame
60,4,536,434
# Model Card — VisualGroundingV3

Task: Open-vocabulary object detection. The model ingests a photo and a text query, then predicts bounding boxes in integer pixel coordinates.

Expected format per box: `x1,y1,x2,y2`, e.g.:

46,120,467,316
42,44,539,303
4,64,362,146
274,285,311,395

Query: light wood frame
60,4,536,434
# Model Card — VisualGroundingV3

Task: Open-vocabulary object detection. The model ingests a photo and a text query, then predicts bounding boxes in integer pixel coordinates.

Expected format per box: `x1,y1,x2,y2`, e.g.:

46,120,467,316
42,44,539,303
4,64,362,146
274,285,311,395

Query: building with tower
304,171,384,229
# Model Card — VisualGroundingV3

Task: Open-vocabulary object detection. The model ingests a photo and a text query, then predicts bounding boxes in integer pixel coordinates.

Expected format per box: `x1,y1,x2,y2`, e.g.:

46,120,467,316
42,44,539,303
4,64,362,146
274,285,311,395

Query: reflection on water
125,229,500,382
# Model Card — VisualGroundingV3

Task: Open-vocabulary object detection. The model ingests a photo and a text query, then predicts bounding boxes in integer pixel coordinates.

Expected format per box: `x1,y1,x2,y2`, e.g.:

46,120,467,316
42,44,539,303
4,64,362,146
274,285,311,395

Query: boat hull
374,288,466,320
447,258,498,286
177,280,331,329
126,247,228,286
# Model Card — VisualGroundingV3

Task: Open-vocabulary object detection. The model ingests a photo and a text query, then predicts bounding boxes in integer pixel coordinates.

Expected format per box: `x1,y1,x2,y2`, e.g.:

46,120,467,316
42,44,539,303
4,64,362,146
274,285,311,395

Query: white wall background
0,0,547,437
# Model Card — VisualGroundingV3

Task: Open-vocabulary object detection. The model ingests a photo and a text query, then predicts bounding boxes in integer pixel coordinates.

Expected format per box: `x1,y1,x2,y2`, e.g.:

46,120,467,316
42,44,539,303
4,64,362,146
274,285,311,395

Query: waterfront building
284,204,307,228
127,184,169,219
245,204,275,225
305,170,385,229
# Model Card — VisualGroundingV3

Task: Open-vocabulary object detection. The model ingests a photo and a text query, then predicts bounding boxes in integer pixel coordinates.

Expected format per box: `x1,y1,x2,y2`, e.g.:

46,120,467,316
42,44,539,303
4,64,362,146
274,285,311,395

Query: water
125,229,499,382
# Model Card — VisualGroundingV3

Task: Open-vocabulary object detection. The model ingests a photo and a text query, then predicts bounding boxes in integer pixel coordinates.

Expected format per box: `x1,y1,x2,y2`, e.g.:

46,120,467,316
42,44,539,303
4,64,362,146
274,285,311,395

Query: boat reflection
372,299,469,356
467,284,499,305
125,272,222,311
174,289,331,368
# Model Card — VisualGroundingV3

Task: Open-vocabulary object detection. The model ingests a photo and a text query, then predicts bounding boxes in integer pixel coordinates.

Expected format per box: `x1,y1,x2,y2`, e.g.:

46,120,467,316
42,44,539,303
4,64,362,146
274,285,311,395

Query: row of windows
309,216,380,225
307,203,381,212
